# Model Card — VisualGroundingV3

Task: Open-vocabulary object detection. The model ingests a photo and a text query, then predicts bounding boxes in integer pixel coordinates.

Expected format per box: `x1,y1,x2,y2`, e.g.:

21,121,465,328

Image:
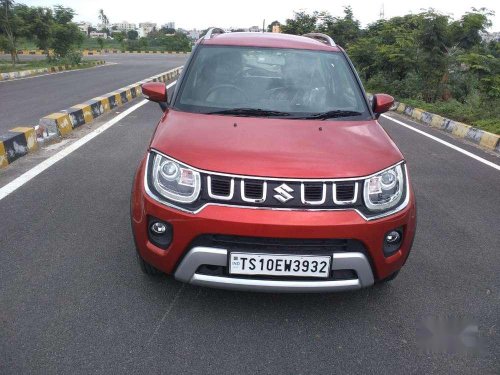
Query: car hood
150,110,403,179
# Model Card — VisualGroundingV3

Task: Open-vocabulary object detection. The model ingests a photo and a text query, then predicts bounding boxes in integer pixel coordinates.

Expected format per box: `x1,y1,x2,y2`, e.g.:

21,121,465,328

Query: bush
64,50,83,65
398,97,500,134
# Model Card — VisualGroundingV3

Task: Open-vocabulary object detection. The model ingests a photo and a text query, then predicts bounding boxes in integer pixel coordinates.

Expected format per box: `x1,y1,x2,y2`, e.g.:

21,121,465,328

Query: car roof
200,32,340,52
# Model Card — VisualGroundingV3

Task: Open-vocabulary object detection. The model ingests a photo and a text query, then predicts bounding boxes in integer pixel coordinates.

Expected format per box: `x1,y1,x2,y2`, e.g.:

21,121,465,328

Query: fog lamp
385,230,401,244
151,222,167,235
147,217,173,249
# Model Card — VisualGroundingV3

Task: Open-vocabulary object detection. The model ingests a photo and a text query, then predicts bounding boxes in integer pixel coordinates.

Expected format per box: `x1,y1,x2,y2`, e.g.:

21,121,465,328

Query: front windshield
175,45,369,118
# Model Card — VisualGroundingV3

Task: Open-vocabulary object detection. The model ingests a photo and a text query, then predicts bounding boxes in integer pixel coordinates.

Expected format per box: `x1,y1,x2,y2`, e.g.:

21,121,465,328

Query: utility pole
263,19,265,33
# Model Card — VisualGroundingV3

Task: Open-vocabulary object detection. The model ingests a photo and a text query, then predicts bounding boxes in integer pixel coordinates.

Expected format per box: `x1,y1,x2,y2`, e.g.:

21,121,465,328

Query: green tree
281,11,318,35
112,31,125,42
267,20,280,32
16,5,53,56
450,8,492,50
0,0,20,65
96,36,104,49
320,6,361,47
50,5,83,58
127,29,138,40
98,9,109,36
160,27,175,34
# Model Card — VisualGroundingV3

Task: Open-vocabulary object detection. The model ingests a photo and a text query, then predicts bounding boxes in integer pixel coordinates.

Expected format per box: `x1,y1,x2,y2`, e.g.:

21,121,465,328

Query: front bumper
175,247,374,292
131,158,417,292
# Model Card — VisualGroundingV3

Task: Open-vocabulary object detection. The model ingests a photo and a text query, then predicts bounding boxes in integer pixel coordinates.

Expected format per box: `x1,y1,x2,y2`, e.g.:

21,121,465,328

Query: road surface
0,53,188,134
0,86,499,373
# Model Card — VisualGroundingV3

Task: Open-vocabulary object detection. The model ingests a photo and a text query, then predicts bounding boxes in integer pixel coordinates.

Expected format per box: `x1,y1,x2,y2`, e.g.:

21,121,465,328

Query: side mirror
142,82,168,110
372,94,394,118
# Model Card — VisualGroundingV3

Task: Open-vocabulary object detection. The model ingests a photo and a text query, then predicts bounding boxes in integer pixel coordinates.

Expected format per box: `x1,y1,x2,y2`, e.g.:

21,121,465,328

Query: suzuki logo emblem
273,183,294,203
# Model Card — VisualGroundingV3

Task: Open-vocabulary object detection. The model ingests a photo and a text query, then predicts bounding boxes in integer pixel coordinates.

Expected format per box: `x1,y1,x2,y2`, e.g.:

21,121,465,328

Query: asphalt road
0,98,499,373
0,53,188,134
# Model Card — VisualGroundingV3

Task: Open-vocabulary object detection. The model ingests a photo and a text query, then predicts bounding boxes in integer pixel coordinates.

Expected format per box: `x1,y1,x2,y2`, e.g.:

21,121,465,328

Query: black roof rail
204,28,226,40
302,33,336,47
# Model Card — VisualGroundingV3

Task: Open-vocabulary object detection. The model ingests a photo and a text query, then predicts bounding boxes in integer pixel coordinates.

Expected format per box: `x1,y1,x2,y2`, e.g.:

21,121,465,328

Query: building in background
90,31,108,39
162,22,176,30
481,31,500,43
112,21,137,32
76,22,92,35
272,24,281,33
249,26,260,32
188,29,200,40
138,22,157,38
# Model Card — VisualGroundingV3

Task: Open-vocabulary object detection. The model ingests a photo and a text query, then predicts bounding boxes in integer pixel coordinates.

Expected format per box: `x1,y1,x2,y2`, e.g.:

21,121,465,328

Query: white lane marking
0,81,177,202
0,62,117,83
381,114,500,172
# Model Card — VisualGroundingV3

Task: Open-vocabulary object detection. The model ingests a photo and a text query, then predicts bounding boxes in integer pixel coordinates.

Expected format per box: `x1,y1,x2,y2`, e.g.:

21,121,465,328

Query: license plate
229,253,331,279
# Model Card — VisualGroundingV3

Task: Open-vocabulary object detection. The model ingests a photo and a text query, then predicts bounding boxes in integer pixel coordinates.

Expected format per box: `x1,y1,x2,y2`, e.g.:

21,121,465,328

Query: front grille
334,182,356,202
208,176,232,198
189,235,369,281
243,180,264,199
205,175,362,209
304,183,325,202
190,234,368,256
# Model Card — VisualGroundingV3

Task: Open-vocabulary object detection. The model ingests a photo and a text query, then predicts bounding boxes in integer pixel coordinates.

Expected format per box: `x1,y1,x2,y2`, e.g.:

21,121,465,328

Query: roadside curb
0,60,106,82
85,50,190,56
0,66,183,168
1,49,190,56
392,101,500,153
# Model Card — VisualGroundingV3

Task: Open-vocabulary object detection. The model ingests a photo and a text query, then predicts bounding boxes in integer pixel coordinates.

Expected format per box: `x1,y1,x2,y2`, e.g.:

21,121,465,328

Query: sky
21,0,500,31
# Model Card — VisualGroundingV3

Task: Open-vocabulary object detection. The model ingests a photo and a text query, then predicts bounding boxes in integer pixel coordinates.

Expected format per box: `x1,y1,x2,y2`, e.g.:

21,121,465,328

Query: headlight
363,164,404,212
150,153,201,203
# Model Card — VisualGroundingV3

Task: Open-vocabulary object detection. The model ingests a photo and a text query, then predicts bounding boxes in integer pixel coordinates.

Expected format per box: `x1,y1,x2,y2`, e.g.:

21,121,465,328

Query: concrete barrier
394,102,499,153
0,127,38,167
0,60,105,82
2,49,191,56
1,66,183,168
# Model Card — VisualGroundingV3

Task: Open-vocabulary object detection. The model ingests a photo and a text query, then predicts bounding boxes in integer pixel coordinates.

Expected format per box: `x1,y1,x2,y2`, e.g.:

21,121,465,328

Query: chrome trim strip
207,176,234,201
144,151,411,221
150,149,405,182
174,247,228,282
191,274,361,293
333,182,359,205
174,247,374,292
241,180,267,203
300,183,327,205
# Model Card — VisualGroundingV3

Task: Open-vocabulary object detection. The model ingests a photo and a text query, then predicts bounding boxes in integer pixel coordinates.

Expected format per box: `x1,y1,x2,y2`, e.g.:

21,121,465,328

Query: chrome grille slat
207,176,234,200
301,183,327,205
206,173,362,209
333,182,358,205
241,180,267,203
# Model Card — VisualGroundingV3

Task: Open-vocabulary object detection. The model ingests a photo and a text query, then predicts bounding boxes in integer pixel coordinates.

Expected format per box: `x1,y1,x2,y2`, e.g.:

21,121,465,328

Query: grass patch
367,85,500,135
0,59,99,73
400,98,500,135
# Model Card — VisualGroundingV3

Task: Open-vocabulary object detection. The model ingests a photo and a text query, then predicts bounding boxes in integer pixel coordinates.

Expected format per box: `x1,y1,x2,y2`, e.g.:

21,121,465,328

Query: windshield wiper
293,110,363,120
207,108,291,117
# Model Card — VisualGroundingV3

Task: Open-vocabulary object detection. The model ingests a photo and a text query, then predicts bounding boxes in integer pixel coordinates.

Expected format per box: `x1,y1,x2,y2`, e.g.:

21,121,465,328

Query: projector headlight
150,152,201,203
363,164,405,212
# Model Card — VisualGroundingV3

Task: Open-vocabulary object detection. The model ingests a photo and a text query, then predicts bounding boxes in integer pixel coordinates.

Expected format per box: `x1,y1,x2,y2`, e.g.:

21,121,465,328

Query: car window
175,46,368,117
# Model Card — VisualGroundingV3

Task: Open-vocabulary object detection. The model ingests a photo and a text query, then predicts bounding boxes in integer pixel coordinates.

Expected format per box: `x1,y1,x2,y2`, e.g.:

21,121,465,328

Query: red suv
131,30,417,292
